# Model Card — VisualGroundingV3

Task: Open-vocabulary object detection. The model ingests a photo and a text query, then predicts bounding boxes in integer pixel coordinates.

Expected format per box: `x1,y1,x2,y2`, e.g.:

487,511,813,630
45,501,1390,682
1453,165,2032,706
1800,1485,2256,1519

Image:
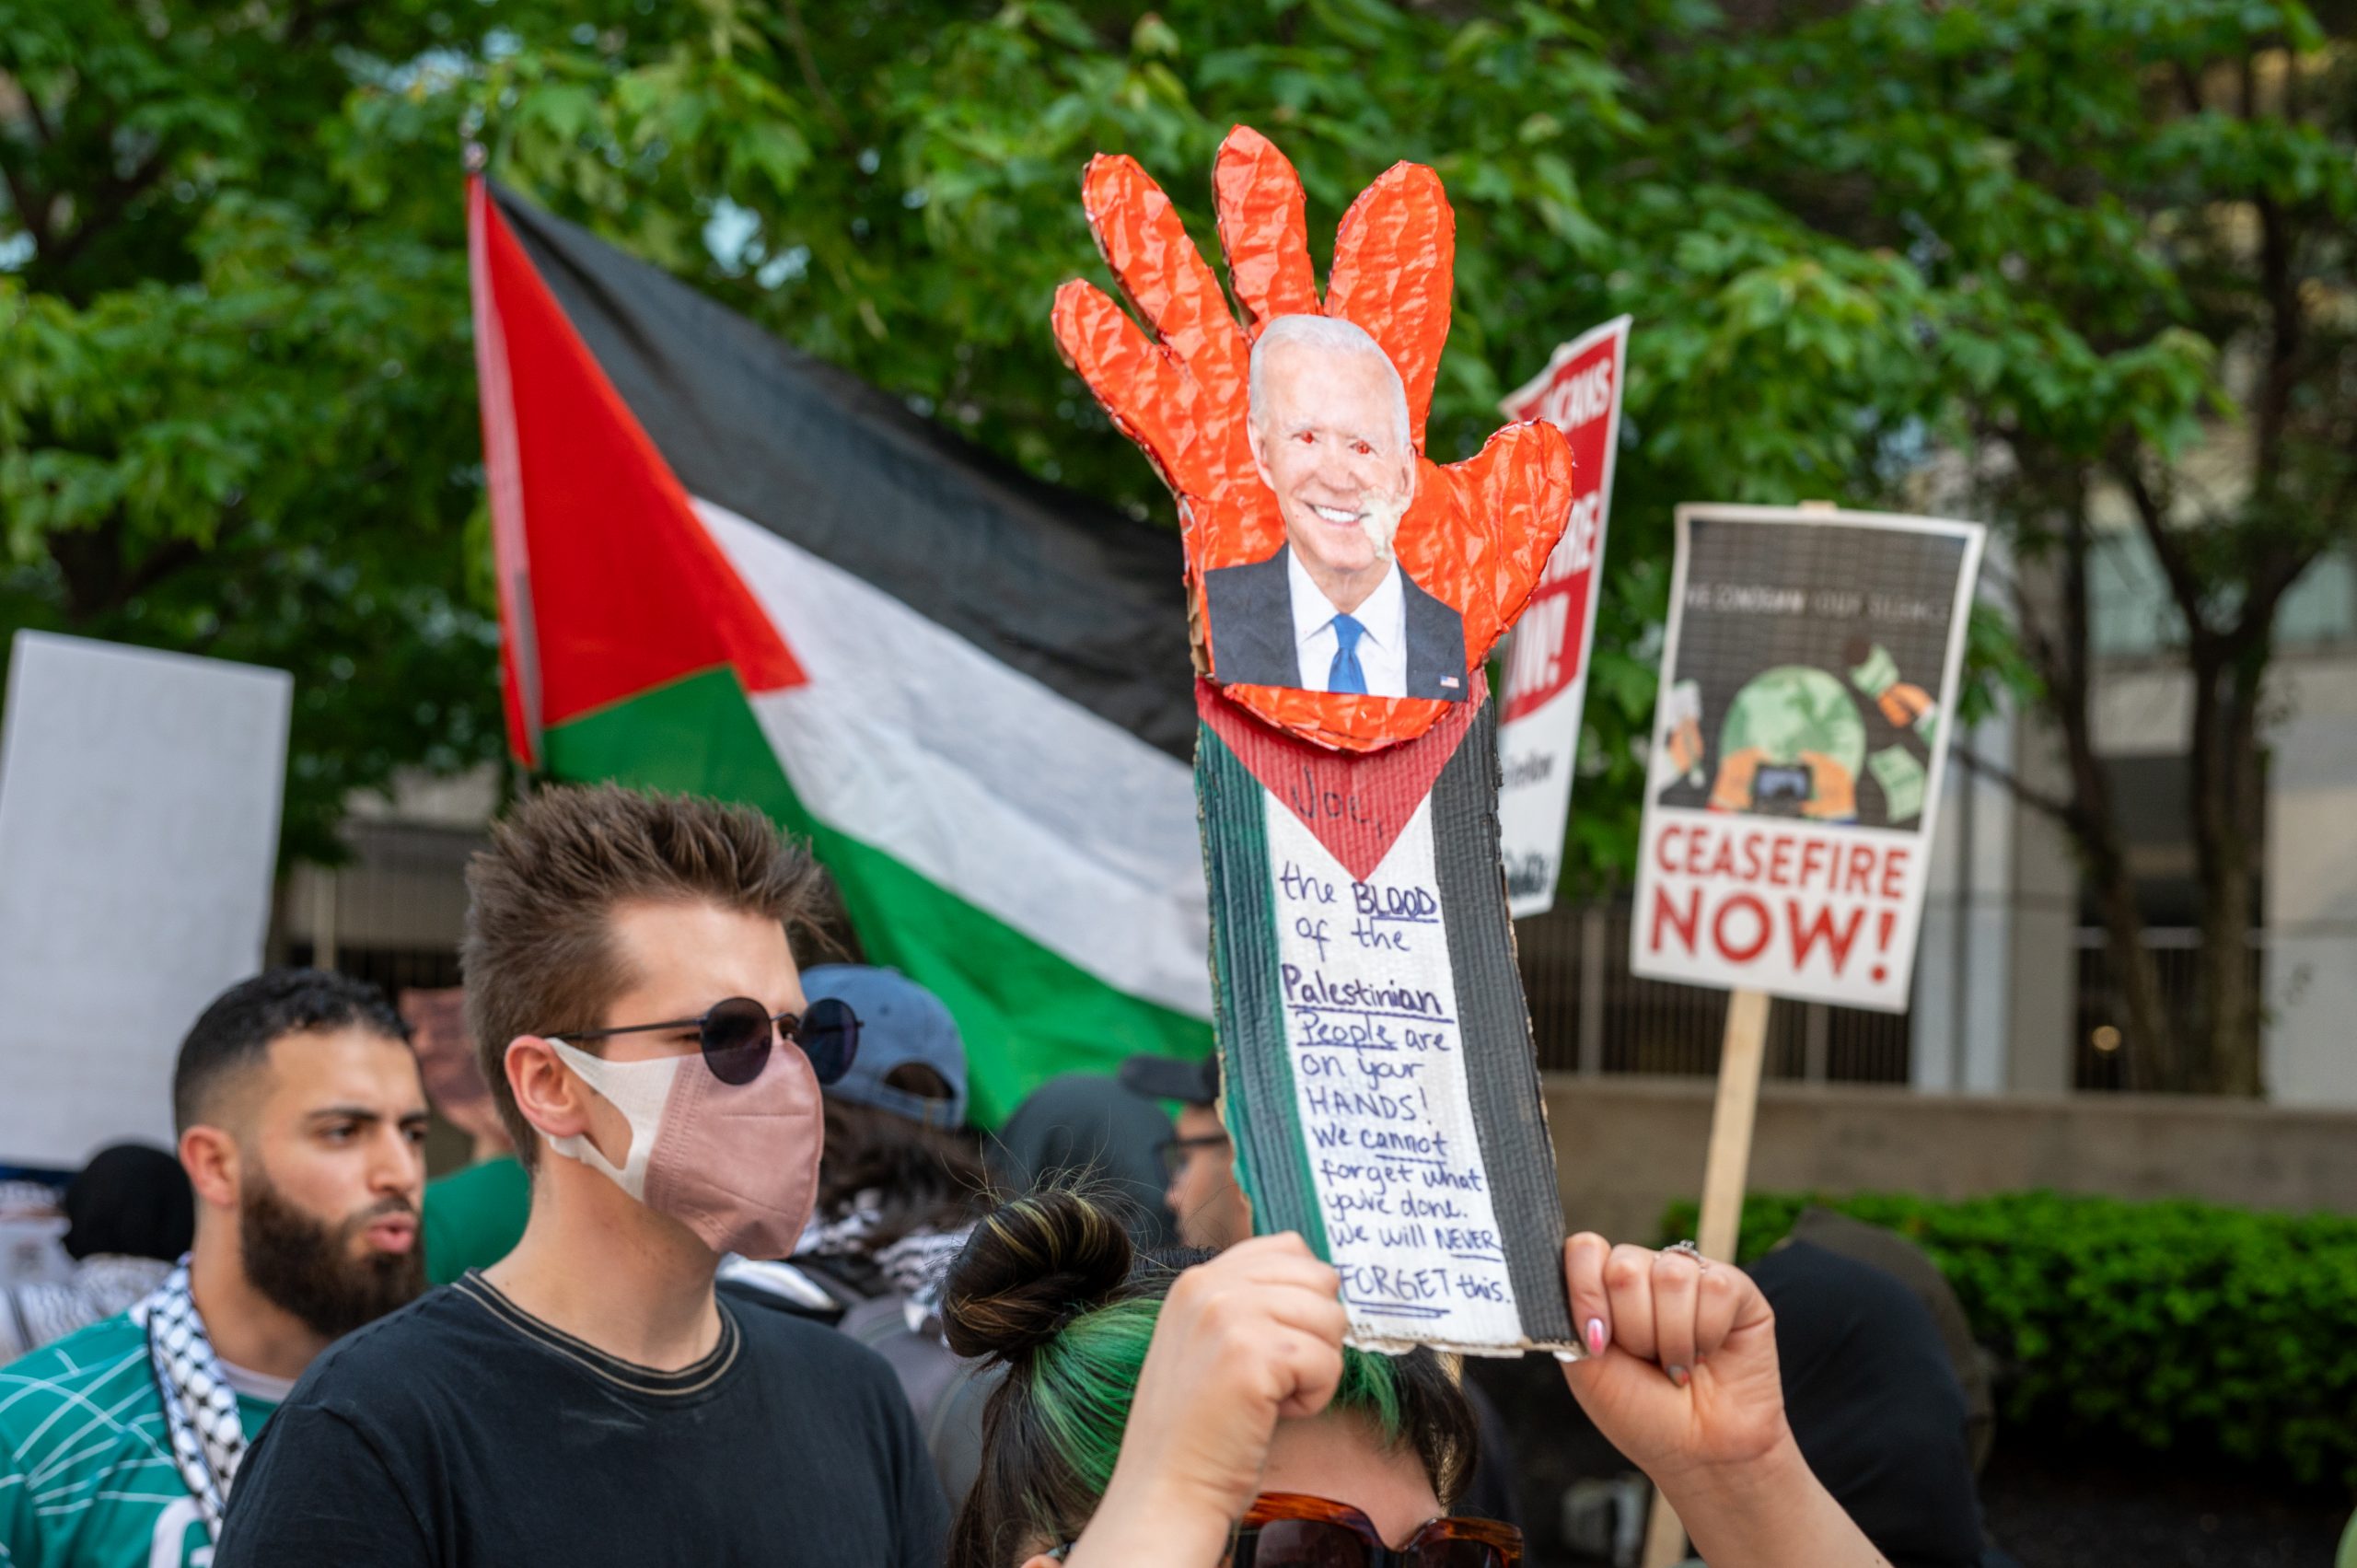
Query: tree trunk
2014,489,2186,1089
2064,729,2183,1091
2186,645,2268,1095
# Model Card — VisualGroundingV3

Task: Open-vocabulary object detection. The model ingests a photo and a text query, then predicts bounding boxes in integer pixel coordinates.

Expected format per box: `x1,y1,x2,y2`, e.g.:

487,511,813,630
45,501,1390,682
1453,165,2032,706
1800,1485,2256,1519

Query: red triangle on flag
1196,676,1486,884
469,178,803,766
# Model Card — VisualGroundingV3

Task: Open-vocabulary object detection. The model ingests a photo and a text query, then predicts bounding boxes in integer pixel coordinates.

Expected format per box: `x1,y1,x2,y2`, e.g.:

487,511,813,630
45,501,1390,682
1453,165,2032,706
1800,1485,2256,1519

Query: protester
1778,1206,1994,1474
788,963,983,1298
405,985,531,1285
1745,1238,1986,1565
0,1143,192,1363
1120,1052,1248,1249
988,1070,1176,1248
0,970,428,1567
942,1188,1885,1568
1120,1050,1523,1528
214,784,948,1566
721,963,989,1453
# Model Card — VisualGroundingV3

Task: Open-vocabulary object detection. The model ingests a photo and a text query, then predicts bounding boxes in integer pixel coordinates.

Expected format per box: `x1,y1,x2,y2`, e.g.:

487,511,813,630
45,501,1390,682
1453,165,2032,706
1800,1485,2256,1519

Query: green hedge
1657,1191,2357,1486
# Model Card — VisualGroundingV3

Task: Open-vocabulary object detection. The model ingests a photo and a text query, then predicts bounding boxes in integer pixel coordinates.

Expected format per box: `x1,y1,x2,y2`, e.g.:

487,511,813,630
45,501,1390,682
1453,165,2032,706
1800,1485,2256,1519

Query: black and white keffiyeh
128,1259,246,1541
793,1192,971,1300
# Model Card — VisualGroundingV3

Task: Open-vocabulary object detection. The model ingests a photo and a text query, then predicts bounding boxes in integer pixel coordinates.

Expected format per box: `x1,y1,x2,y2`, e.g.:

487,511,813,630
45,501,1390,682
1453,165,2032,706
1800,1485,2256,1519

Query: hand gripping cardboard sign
1055,127,1577,1353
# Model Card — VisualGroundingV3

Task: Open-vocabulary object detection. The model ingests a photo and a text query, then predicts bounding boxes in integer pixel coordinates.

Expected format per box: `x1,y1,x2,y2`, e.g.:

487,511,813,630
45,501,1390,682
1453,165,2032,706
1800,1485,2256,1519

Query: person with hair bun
942,1189,1890,1568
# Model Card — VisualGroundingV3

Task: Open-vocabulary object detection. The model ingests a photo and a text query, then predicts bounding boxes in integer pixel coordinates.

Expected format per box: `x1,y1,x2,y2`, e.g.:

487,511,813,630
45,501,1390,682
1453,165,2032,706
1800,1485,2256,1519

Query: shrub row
1657,1190,2357,1486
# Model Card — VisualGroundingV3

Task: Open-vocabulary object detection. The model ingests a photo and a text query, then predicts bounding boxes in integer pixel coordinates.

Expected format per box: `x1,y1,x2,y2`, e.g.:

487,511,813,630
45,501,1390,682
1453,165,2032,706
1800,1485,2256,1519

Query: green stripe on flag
541,667,1210,1125
1196,721,1328,1261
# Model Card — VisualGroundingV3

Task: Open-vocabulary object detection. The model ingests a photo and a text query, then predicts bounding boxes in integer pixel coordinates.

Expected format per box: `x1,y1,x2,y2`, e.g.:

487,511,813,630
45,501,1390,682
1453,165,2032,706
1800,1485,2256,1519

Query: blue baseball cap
799,965,967,1130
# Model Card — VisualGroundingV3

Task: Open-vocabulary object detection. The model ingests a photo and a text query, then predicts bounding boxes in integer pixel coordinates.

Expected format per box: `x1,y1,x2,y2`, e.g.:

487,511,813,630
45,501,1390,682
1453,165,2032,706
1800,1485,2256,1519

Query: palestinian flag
466,180,1211,1122
1195,676,1573,1353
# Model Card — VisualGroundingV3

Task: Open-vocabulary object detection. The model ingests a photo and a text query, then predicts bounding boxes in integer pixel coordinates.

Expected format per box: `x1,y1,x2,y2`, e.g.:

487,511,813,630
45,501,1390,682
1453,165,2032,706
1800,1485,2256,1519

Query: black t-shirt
1747,1242,1984,1568
214,1271,948,1568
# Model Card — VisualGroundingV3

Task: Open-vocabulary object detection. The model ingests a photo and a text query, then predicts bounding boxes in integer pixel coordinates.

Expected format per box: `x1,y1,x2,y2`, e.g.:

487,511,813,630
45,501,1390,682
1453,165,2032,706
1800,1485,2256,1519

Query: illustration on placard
1650,517,1961,831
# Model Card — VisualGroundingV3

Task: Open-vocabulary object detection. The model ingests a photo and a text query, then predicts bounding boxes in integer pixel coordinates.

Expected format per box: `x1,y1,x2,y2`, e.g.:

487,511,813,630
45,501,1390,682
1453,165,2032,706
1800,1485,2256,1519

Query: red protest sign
1497,317,1627,724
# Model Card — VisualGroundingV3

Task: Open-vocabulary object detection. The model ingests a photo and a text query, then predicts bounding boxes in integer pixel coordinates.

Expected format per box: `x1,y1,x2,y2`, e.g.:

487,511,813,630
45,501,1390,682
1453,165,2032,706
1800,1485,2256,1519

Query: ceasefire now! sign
1629,505,1984,1011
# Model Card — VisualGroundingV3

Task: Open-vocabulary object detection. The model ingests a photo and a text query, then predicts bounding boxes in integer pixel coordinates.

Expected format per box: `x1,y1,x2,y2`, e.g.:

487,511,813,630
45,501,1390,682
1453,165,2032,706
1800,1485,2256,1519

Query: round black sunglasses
552,995,860,1086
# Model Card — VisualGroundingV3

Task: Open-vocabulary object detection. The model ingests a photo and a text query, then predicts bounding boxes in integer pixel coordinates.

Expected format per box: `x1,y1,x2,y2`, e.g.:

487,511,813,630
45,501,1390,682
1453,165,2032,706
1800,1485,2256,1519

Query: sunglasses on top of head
551,995,860,1086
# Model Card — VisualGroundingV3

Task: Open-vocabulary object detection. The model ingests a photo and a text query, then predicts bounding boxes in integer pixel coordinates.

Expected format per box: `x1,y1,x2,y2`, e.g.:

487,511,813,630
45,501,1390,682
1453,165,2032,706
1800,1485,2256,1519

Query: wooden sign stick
1639,986,1772,1568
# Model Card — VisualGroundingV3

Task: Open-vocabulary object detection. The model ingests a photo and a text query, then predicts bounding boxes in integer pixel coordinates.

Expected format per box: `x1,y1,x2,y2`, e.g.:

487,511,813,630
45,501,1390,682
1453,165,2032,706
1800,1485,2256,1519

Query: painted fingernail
1585,1318,1607,1357
1667,1365,1690,1388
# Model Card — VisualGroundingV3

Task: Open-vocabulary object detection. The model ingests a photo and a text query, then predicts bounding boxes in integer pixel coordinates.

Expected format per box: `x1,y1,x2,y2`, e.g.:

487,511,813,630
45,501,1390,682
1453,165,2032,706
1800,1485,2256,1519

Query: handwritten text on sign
1265,797,1522,1347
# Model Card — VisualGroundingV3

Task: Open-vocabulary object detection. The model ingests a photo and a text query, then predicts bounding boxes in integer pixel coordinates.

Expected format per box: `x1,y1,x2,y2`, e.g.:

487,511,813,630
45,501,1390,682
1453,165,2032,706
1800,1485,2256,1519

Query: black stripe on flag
490,186,1197,760
1431,700,1575,1344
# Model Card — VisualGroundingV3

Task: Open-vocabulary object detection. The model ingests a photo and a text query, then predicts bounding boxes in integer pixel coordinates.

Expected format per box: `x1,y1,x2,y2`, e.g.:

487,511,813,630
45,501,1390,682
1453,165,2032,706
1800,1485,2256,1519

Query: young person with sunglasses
214,785,949,1567
942,1188,1890,1568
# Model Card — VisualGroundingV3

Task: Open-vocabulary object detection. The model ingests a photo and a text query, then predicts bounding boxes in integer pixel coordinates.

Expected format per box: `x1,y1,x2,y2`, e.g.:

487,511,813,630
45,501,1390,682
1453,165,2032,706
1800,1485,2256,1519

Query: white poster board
0,633,291,1167
1630,506,1983,1012
1496,317,1629,917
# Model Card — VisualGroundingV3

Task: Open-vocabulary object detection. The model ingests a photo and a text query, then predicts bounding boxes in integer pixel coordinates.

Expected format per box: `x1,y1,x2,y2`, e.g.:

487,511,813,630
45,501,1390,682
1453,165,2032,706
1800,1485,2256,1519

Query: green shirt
421,1155,531,1286
0,1314,274,1568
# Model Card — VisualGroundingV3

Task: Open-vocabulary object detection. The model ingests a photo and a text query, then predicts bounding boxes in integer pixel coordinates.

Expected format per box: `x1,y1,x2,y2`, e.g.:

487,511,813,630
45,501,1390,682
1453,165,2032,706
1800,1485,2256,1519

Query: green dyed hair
1030,1295,1407,1497
941,1188,1476,1568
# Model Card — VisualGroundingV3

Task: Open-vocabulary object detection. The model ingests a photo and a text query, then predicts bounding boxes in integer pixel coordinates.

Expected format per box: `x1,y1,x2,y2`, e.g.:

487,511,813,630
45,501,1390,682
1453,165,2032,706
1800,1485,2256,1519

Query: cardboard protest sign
1496,317,1630,917
1631,505,1985,1011
1057,126,1577,1353
0,633,290,1167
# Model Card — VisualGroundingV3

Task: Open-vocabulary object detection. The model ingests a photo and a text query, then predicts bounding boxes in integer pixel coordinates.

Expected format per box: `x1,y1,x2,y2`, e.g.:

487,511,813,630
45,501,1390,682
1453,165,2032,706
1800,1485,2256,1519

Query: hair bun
942,1188,1137,1363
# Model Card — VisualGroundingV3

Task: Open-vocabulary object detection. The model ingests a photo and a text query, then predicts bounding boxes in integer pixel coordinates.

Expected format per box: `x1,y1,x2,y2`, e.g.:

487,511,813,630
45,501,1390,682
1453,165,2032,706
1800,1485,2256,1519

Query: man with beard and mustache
0,969,428,1568
1202,313,1469,701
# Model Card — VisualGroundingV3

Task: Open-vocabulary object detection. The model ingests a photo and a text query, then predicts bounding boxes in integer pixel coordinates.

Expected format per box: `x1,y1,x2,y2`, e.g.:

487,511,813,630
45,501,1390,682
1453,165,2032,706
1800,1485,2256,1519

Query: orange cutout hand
1051,126,1573,752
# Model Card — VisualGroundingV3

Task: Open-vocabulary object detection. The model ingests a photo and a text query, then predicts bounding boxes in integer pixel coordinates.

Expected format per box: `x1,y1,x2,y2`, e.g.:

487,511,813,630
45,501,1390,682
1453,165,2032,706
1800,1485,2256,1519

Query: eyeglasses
553,995,860,1086
1155,1131,1232,1181
1231,1493,1522,1568
1044,1494,1517,1567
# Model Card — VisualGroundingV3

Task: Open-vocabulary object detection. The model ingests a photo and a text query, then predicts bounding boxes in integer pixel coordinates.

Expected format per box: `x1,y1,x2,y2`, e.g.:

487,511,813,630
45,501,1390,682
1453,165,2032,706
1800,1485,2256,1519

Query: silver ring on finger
1664,1238,1708,1269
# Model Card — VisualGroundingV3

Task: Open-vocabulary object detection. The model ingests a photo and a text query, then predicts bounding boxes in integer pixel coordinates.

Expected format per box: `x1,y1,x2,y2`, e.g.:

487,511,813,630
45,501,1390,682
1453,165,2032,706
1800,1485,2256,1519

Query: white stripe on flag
696,500,1212,1018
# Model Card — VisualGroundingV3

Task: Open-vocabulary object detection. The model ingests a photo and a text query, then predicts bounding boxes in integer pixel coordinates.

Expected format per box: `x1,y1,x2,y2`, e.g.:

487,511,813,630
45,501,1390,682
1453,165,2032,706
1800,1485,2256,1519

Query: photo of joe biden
1202,314,1468,701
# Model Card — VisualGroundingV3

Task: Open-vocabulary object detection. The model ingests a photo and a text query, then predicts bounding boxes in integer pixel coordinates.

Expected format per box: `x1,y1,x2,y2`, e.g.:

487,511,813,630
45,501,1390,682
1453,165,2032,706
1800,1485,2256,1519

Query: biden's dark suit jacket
1203,545,1468,701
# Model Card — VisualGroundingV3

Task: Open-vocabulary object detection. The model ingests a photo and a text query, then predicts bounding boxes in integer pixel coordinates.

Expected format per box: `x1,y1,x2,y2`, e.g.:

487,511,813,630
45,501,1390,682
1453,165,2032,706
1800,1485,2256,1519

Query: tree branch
21,85,54,148
777,0,854,146
0,154,50,253
284,0,370,47
2172,58,2205,116
2115,454,2213,646
1950,743,2076,827
42,146,168,269
2249,190,2302,496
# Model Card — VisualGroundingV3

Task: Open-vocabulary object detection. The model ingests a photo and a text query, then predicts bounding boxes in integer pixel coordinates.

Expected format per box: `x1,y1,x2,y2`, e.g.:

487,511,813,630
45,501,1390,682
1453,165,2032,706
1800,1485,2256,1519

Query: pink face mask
544,1036,821,1260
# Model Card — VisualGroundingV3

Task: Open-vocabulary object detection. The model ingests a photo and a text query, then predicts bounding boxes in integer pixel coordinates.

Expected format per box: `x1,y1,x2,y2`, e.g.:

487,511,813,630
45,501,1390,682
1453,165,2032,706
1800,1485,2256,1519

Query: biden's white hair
1248,314,1412,454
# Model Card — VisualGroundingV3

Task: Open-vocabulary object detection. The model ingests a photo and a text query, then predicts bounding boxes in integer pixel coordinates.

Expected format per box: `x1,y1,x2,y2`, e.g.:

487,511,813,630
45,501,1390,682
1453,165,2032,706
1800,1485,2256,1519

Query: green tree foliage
1671,1,2356,1095
0,0,503,861
5,2,2345,1094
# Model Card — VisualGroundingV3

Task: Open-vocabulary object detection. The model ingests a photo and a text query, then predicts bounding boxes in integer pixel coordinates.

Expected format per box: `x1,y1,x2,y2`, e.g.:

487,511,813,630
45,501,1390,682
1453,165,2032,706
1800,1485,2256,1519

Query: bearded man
1202,313,1469,701
0,969,428,1567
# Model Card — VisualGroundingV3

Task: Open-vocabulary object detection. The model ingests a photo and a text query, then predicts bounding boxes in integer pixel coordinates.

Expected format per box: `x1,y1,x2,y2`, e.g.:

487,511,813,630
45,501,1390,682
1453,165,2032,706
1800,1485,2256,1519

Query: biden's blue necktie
1327,613,1368,695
